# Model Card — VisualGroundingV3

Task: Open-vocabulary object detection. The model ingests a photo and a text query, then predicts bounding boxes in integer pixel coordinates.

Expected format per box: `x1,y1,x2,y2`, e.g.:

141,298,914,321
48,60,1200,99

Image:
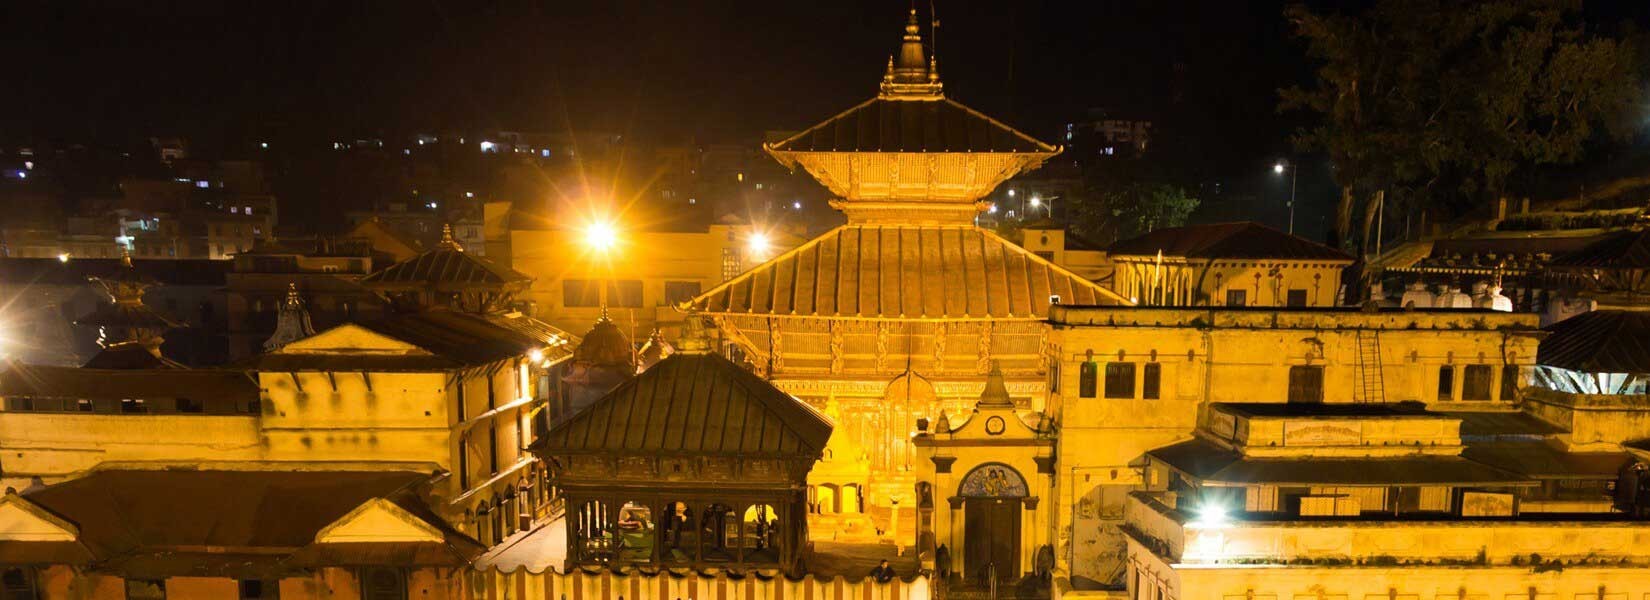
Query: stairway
1354,330,1386,403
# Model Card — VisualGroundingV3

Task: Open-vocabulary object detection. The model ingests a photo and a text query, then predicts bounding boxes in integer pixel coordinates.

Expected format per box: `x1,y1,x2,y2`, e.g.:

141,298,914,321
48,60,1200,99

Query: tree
1069,182,1199,244
1280,0,1643,252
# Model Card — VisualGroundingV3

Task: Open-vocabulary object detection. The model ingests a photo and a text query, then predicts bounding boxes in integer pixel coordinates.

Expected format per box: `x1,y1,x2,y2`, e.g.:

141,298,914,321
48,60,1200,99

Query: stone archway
957,462,1028,583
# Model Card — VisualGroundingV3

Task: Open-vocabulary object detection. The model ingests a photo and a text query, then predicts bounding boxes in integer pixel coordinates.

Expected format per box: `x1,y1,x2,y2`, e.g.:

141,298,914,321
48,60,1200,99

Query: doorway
964,496,1021,582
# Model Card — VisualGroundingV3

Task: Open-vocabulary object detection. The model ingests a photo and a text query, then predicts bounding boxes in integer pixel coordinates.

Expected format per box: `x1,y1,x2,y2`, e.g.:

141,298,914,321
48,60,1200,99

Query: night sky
3,1,1303,171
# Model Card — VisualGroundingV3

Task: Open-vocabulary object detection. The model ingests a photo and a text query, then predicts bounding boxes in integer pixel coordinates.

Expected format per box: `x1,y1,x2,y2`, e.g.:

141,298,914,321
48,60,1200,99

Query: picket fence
468,567,931,600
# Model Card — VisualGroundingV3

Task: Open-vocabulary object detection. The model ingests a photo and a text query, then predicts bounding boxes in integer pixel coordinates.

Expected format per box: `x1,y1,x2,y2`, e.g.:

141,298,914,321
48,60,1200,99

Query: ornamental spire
878,8,943,99
438,223,463,251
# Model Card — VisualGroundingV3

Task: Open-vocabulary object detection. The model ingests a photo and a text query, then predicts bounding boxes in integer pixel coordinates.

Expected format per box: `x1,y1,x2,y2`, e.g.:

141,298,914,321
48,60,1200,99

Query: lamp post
1273,161,1297,235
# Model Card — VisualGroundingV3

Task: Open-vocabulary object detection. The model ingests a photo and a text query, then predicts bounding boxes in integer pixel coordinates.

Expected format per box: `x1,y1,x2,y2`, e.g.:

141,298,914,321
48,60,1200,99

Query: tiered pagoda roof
699,10,1124,318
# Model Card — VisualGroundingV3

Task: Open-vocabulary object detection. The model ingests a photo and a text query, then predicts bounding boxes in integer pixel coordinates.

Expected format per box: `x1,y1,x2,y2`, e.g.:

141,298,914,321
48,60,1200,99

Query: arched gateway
957,462,1028,582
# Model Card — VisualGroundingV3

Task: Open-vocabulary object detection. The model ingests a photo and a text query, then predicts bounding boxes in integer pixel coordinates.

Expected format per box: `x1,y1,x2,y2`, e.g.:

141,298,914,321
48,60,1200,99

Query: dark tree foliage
1280,0,1644,252
1068,180,1199,245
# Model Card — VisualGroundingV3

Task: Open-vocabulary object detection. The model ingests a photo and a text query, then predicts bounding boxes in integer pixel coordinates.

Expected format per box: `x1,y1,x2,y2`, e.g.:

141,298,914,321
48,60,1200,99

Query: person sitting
869,559,896,583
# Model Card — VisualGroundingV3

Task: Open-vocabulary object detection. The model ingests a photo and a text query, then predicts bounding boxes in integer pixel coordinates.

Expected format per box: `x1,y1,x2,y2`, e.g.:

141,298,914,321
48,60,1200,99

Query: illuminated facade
691,11,1125,547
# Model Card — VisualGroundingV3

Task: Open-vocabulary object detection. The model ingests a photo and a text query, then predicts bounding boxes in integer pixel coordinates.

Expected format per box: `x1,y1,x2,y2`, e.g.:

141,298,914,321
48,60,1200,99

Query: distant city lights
23,161,32,170
427,202,438,209
465,192,475,198
57,253,70,263
792,201,802,210
1029,195,1042,208
480,141,498,153
259,142,269,149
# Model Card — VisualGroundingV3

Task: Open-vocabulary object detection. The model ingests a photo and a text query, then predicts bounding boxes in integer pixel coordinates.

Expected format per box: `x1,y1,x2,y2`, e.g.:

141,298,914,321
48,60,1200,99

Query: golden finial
438,223,464,251
120,248,133,268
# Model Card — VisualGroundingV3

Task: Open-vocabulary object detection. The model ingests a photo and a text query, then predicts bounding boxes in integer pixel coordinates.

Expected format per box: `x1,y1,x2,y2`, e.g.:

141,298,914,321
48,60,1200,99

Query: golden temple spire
879,8,943,99
438,223,464,251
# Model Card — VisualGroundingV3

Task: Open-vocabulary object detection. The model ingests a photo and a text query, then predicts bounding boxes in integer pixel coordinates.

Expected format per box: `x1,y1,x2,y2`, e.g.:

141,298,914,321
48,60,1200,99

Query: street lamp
1273,160,1298,235
583,221,618,253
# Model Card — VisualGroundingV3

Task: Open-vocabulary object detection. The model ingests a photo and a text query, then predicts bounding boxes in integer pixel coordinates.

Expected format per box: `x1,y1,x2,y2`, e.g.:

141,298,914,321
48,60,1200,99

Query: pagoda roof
539,353,831,458
360,238,529,291
1108,222,1353,262
766,96,1056,155
694,224,1126,320
1539,309,1650,374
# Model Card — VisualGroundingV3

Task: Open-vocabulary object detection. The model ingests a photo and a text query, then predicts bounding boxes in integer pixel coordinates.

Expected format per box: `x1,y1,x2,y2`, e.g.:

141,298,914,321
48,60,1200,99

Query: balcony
1125,491,1650,567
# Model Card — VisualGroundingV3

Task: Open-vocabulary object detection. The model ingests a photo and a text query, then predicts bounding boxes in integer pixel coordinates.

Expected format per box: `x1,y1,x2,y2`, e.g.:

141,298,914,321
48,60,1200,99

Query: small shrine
535,317,831,573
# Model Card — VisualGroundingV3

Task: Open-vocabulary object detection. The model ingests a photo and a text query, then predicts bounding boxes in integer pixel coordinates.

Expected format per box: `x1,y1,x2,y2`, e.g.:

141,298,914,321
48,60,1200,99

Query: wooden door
964,497,1022,584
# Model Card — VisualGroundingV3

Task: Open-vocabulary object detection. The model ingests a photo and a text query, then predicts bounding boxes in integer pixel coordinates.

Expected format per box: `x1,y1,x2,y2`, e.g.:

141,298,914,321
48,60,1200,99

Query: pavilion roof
767,96,1056,155
538,353,831,458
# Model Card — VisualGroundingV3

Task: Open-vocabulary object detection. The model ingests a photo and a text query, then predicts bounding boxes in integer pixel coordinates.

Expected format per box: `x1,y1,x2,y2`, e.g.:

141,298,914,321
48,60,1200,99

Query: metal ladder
1355,330,1386,403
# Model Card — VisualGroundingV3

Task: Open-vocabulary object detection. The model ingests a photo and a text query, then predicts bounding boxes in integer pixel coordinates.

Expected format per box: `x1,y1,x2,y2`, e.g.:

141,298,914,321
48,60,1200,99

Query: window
721,247,742,282
458,439,470,488
1500,365,1520,402
605,280,644,307
1225,289,1246,307
2,568,37,600
238,579,278,599
359,568,406,600
488,426,500,474
4,397,33,411
1286,289,1308,307
1078,361,1098,398
561,280,602,308
1104,363,1136,399
1142,363,1161,400
121,398,148,414
77,399,93,412
125,579,166,600
1287,365,1324,404
663,280,702,306
1047,360,1060,393
176,398,203,413
1462,365,1493,401
1437,366,1455,401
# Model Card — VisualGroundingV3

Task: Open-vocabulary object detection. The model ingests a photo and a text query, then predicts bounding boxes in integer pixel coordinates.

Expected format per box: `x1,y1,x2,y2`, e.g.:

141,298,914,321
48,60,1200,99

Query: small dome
575,314,634,367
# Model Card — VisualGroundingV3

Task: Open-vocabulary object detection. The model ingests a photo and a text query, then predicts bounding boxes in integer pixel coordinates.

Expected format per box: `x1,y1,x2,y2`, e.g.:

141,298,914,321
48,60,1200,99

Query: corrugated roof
18,469,482,576
767,97,1057,154
1149,438,1533,487
694,224,1125,319
361,247,528,288
1550,229,1650,269
1108,222,1353,261
1539,310,1650,373
539,353,832,457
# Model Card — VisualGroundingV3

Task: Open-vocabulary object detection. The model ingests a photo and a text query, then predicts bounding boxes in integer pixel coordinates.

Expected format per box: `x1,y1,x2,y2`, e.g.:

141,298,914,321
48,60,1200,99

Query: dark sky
2,1,1304,167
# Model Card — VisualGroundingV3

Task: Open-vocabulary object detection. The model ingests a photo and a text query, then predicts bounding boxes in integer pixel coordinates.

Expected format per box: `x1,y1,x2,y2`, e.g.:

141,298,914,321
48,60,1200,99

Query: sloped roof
1550,229,1650,269
81,343,186,369
254,310,572,371
539,353,832,458
1539,310,1650,373
1108,222,1353,262
767,97,1057,155
695,224,1125,319
360,246,529,289
19,469,482,577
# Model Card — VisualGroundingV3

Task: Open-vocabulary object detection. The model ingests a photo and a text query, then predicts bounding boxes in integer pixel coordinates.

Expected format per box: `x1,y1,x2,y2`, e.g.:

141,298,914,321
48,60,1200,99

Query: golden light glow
529,349,545,363
584,221,618,253
747,231,771,256
57,253,70,263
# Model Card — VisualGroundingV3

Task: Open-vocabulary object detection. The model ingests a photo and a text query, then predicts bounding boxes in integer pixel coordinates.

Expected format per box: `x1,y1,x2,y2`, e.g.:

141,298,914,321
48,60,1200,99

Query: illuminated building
1104,222,1354,307
691,10,1125,546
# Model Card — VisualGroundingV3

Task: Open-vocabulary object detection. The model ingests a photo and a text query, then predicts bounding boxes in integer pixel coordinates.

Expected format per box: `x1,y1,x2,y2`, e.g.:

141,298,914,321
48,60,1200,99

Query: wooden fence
469,567,931,600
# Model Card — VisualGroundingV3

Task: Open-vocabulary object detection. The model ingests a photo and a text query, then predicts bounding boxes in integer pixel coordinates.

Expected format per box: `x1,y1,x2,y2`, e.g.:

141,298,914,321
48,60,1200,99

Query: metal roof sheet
540,353,832,458
360,247,529,288
1538,310,1650,373
694,224,1125,319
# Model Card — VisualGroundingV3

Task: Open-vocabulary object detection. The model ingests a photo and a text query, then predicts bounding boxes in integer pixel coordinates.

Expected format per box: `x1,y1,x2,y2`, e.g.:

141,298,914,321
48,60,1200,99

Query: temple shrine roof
361,225,529,290
695,224,1125,319
539,352,831,458
767,97,1055,155
1550,228,1650,269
